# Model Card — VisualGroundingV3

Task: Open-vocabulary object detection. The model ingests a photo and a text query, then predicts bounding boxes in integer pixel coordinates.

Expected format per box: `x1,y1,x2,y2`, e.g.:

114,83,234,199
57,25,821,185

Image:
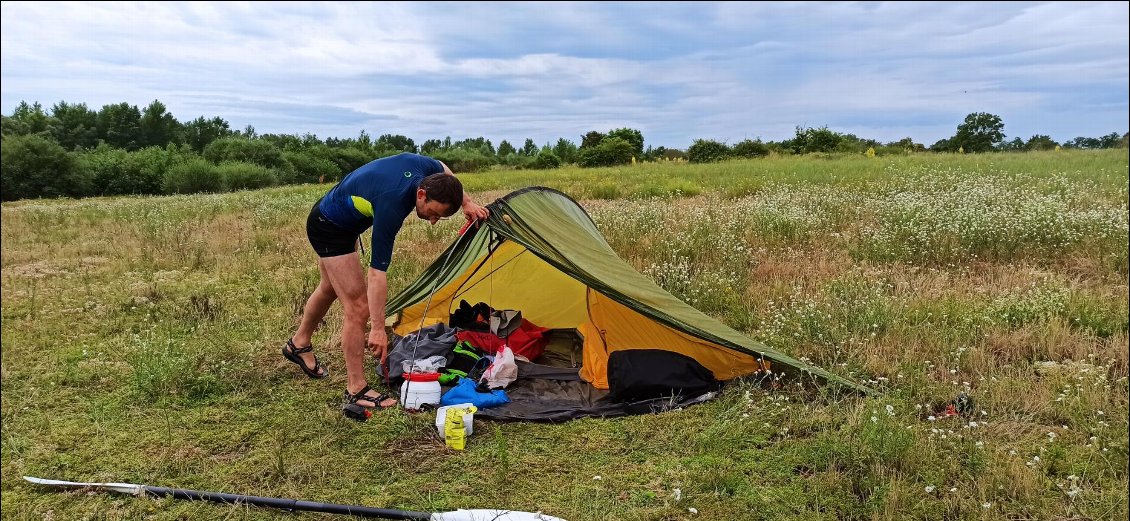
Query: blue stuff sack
440,377,510,409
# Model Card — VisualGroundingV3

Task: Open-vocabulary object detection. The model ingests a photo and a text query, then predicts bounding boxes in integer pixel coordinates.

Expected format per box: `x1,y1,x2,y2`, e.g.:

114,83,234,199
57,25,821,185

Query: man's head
415,174,463,224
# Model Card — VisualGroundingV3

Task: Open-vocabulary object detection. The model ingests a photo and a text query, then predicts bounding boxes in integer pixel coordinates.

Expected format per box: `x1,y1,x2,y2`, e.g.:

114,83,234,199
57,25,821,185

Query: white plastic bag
402,355,447,374
482,344,518,389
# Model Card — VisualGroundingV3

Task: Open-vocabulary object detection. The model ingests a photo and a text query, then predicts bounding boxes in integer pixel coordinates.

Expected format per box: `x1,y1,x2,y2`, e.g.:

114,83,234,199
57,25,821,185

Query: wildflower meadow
1,150,1126,520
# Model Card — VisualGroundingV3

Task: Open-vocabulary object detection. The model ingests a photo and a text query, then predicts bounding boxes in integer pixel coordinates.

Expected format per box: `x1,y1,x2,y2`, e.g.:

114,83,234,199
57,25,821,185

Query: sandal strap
344,386,397,409
368,392,392,405
345,385,374,403
287,339,314,354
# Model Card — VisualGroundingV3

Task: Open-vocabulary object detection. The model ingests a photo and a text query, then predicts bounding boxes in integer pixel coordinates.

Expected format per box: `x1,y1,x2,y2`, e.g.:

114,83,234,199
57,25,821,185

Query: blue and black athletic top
317,152,445,271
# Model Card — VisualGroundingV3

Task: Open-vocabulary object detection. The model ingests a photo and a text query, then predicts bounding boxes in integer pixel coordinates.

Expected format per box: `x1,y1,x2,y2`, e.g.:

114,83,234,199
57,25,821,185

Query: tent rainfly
386,187,871,420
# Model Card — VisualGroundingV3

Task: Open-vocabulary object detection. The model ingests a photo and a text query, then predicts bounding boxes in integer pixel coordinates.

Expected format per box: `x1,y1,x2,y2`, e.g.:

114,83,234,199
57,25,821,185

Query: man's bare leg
288,260,336,376
321,253,395,408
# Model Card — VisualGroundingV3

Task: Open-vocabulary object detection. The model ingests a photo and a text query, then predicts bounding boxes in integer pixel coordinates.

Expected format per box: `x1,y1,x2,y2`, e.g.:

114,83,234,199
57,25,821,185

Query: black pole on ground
141,485,432,520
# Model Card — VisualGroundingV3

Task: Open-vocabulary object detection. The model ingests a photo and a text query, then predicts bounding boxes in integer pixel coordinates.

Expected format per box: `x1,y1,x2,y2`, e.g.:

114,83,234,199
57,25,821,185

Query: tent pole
402,218,481,397
24,476,565,520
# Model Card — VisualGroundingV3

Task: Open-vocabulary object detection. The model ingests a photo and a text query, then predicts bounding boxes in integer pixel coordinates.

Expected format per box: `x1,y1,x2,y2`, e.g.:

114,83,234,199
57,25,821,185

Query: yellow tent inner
392,241,763,389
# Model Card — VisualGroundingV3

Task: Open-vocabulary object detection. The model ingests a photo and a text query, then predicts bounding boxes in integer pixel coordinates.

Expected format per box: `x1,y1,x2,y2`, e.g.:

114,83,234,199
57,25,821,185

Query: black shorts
306,201,359,258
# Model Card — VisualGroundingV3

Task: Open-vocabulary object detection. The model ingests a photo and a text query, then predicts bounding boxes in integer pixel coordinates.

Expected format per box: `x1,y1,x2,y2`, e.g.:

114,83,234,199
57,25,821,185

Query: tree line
2,100,1126,201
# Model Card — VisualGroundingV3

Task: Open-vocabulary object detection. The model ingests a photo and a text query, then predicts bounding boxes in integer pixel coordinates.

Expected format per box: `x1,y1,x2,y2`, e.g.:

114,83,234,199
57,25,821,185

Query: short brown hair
419,174,463,213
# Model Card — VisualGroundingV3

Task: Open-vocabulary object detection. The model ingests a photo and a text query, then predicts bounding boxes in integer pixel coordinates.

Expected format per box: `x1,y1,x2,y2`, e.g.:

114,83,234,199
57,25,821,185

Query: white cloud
2,1,1126,148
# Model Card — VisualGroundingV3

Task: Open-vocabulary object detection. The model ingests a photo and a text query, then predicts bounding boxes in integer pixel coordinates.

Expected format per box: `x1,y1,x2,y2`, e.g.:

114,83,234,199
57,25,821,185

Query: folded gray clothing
381,323,459,380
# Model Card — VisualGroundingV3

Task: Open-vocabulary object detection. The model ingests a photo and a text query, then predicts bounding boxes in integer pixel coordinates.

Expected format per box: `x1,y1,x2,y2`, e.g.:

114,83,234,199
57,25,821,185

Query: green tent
387,187,870,420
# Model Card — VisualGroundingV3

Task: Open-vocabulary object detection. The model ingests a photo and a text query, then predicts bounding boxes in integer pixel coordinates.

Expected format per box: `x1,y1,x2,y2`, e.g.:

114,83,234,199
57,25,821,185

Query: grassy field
1,150,1127,520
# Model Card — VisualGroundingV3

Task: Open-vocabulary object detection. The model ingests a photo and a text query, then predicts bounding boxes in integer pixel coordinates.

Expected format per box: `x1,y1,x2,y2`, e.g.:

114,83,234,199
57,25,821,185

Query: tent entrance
537,328,584,369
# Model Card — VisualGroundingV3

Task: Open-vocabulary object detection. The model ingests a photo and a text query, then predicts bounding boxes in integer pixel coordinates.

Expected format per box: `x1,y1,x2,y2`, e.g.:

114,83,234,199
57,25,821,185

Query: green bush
217,161,277,191
203,137,288,170
498,153,534,169
732,139,769,158
281,150,340,184
606,128,644,158
309,145,372,179
123,147,179,194
83,145,179,196
687,139,731,163
552,138,579,164
787,126,844,154
82,145,129,195
164,158,222,194
432,148,495,173
578,137,634,167
1,134,90,200
531,151,561,170
873,144,915,156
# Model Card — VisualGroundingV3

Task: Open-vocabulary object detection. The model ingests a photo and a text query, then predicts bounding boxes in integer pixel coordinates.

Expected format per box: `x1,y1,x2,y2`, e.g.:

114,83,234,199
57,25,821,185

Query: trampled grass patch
2,150,1127,520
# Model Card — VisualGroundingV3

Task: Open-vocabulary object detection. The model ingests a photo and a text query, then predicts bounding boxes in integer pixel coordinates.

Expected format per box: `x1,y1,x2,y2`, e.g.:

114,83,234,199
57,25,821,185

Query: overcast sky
2,1,1127,149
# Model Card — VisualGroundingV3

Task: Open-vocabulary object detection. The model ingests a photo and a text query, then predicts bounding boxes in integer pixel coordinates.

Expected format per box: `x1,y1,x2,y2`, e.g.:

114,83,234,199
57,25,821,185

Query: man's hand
367,328,388,364
441,160,490,225
462,200,489,224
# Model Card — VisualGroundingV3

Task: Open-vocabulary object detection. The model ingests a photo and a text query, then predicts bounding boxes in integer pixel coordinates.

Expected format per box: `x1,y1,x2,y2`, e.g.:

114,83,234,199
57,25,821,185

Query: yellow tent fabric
392,240,589,334
392,241,766,389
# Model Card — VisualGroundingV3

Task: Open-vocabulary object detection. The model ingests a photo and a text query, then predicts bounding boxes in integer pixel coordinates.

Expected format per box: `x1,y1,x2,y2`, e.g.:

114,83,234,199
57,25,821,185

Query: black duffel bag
606,349,720,402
